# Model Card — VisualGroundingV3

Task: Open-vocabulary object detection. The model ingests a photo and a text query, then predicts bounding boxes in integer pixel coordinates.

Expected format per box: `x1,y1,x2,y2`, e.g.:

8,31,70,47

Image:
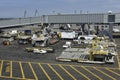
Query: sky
0,0,120,18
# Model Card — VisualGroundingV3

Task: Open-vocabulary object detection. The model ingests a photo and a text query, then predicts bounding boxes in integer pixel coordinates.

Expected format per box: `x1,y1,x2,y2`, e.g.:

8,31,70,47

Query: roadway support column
88,24,90,35
81,24,85,33
19,18,21,24
95,25,99,35
109,22,114,39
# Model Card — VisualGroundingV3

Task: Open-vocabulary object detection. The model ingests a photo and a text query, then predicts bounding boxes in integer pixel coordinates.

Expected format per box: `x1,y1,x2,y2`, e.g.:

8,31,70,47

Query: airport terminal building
0,12,120,26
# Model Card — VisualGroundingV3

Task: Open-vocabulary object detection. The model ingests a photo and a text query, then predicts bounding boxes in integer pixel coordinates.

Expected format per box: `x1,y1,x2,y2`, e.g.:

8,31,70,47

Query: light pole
80,10,82,14
52,11,55,14
74,10,76,14
35,9,38,17
24,10,27,18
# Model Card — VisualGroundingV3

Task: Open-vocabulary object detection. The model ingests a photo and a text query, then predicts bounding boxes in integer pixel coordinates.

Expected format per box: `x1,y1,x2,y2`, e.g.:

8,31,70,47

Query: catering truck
59,31,77,39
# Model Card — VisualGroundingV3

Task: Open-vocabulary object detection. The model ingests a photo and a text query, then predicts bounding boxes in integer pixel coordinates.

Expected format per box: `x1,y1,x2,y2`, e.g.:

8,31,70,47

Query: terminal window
108,15,115,22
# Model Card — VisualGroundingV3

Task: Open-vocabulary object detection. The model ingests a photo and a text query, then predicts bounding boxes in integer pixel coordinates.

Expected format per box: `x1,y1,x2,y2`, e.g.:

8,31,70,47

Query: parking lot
0,60,119,80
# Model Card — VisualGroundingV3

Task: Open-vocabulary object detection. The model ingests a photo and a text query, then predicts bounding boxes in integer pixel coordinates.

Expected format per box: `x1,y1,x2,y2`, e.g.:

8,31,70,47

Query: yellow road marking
48,64,64,80
10,61,12,78
119,62,120,70
0,75,34,80
105,68,120,76
81,66,103,80
0,59,119,80
70,65,91,80
38,63,51,80
19,62,25,79
0,59,119,70
5,65,10,73
59,65,77,80
116,55,120,69
5,67,9,73
28,62,38,80
93,67,116,80
0,60,3,76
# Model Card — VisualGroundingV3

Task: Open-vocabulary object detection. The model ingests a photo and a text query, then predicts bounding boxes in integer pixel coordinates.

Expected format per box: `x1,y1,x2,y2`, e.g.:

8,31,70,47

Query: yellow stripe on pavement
28,62,38,80
19,62,25,79
1,59,119,70
38,63,51,80
70,65,91,80
0,60,3,76
0,75,34,80
119,62,120,70
93,67,116,80
105,68,120,76
81,66,103,80
5,65,10,73
48,64,64,80
59,65,77,80
116,55,120,69
10,61,12,78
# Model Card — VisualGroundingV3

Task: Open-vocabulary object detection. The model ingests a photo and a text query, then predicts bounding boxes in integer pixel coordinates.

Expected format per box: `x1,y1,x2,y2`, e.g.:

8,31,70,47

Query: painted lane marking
105,68,120,76
59,65,77,80
0,60,3,76
70,65,91,80
93,67,116,80
10,61,12,78
38,63,51,80
48,64,64,80
81,66,103,80
28,62,38,80
19,62,25,79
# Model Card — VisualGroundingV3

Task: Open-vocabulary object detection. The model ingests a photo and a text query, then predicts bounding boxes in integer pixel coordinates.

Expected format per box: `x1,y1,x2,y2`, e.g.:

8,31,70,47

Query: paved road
0,60,120,80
